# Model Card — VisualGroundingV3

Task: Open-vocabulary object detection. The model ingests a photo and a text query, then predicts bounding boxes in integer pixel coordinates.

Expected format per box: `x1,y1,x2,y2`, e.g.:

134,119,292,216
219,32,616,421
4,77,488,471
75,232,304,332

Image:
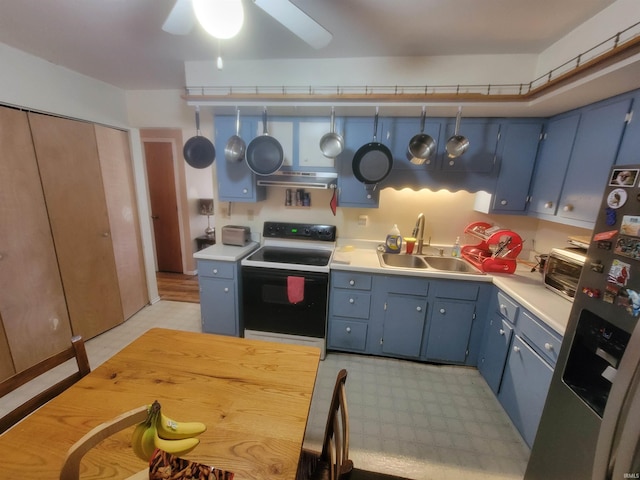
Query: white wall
536,0,637,78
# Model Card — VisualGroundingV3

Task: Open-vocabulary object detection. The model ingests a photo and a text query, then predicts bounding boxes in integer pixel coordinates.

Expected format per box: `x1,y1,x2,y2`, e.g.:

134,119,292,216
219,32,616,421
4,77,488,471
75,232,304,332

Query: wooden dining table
0,328,321,479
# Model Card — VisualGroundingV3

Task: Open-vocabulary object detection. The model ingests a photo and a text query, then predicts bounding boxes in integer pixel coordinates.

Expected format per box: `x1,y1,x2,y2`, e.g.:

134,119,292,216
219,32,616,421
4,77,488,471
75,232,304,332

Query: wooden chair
298,368,353,480
297,369,413,480
0,335,91,434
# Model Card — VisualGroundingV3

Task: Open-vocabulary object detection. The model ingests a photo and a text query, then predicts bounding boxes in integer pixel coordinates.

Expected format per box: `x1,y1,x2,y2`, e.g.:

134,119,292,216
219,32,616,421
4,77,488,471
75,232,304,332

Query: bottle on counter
385,224,403,254
452,236,461,257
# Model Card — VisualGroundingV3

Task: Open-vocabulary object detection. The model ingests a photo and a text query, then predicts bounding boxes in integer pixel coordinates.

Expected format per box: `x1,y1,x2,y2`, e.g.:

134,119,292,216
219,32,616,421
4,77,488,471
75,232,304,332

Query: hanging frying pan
224,108,246,163
246,109,284,176
183,106,216,169
352,108,393,190
407,106,436,165
319,107,344,158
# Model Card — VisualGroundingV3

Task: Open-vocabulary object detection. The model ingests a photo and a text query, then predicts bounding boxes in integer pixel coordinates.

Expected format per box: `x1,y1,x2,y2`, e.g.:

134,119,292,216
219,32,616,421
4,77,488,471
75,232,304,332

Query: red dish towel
287,276,305,304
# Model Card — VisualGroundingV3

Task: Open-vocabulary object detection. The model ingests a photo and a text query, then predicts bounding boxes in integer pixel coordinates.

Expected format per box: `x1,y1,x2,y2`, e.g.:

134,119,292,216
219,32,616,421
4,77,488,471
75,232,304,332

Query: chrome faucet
412,213,425,254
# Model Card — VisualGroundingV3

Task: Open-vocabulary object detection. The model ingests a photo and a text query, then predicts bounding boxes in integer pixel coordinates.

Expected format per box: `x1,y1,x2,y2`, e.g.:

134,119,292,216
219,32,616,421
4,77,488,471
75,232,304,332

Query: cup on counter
404,237,417,254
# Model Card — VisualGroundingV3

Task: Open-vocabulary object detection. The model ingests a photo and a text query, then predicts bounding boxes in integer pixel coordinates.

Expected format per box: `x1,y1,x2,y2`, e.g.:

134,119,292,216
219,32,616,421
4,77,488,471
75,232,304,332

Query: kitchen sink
378,252,483,274
423,256,482,273
378,253,429,269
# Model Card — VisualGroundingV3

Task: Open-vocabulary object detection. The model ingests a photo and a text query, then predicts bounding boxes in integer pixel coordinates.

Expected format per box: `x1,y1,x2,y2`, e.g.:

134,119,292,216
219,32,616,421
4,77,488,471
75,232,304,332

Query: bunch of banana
131,400,207,461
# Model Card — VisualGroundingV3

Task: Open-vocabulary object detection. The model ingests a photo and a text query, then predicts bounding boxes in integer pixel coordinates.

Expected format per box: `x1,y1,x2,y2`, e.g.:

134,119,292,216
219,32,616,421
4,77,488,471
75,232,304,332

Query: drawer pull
349,298,355,304
349,280,355,286
544,342,554,351
439,308,446,314
513,346,521,353
346,327,351,333
499,329,505,336
213,269,218,274
224,287,229,293
417,306,422,312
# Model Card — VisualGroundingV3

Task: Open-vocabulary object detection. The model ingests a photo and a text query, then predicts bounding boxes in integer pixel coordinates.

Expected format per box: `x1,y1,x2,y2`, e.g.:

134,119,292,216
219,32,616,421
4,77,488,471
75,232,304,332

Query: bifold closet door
28,112,123,340
0,107,72,375
95,125,148,319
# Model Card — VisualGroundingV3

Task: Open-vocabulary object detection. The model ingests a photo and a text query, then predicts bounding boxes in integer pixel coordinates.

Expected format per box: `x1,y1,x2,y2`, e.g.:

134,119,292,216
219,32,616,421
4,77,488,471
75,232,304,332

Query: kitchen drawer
496,291,519,324
331,290,371,319
328,319,368,351
519,310,562,366
331,271,372,290
197,260,235,279
385,276,429,296
434,281,479,300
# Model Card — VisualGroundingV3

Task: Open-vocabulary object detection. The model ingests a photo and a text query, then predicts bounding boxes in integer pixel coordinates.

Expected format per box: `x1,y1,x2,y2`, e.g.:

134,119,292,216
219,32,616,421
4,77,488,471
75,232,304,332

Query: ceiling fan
162,0,332,49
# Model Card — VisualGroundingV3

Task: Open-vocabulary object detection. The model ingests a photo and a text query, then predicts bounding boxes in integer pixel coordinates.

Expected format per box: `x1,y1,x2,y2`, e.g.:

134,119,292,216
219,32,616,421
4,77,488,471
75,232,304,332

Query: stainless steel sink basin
379,253,429,269
423,256,481,273
378,252,483,274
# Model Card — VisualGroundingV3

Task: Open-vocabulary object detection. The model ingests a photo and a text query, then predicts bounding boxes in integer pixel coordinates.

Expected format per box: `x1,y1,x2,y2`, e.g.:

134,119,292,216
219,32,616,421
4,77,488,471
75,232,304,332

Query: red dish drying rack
461,222,523,274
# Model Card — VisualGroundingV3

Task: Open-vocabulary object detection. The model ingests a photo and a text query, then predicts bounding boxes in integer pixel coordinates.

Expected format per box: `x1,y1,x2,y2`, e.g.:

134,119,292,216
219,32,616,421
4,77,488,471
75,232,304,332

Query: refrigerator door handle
592,320,640,480
611,365,640,479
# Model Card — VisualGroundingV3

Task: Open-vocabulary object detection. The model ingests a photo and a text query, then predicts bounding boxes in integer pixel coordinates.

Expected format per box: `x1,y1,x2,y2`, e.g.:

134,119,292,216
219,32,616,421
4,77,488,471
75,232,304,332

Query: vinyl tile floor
3,301,530,479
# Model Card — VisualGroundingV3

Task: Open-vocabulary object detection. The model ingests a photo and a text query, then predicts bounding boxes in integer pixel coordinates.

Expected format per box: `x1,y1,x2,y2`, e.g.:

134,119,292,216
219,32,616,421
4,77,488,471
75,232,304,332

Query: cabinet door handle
416,306,422,312
349,280,355,286
544,202,553,209
213,269,218,274
346,327,351,333
563,204,574,212
224,287,229,293
102,232,110,238
544,342,554,351
499,329,505,335
439,308,446,314
242,188,248,194
500,199,507,206
513,346,521,353
349,298,355,304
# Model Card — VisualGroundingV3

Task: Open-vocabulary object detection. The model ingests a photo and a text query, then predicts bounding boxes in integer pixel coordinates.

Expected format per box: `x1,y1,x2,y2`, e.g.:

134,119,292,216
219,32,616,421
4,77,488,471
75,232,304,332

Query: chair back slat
0,335,90,434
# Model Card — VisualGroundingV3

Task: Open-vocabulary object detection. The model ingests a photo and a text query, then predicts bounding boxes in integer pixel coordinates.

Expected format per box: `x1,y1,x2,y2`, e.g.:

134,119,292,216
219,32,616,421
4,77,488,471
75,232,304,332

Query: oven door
242,266,329,338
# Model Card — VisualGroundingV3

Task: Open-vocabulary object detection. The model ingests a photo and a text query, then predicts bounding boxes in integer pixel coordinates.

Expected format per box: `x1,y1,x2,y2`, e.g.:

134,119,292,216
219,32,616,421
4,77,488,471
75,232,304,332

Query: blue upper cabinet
528,113,580,217
615,95,639,166
476,120,543,214
528,93,633,228
556,96,632,226
214,115,265,202
441,118,501,173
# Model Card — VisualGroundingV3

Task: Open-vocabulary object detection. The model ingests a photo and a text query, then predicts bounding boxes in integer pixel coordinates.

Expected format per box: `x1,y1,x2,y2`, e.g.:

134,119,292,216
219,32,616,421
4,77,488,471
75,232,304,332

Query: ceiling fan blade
162,0,196,35
253,0,332,49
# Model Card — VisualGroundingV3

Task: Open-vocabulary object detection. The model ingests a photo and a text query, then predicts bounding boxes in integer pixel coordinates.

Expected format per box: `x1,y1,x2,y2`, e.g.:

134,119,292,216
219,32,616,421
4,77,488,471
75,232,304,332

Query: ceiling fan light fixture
193,0,244,39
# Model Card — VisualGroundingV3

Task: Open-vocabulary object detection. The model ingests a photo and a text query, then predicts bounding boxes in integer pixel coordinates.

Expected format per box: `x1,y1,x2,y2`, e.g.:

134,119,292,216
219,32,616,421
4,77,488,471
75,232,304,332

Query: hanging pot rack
184,22,640,108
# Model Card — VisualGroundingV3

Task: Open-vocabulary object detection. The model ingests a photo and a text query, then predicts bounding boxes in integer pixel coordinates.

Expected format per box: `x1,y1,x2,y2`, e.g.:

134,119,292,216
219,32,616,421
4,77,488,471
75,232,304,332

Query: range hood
256,171,337,189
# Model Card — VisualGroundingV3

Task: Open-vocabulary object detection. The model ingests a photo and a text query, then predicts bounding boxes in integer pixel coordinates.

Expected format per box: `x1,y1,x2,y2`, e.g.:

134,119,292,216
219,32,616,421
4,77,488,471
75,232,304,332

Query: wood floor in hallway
156,272,200,303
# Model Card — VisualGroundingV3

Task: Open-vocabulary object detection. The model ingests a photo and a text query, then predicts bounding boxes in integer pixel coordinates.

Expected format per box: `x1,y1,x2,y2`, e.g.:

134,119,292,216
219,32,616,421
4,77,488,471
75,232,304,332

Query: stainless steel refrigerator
526,164,640,479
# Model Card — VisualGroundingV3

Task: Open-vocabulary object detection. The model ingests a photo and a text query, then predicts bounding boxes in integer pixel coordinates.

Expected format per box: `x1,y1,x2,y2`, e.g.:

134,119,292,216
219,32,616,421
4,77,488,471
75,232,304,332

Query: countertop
193,241,259,261
191,239,572,336
331,241,572,336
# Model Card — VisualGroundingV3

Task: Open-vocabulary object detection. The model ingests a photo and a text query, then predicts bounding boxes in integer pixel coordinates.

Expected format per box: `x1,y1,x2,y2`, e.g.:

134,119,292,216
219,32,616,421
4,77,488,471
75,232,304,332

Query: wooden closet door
0,107,72,374
95,125,148,319
28,112,123,340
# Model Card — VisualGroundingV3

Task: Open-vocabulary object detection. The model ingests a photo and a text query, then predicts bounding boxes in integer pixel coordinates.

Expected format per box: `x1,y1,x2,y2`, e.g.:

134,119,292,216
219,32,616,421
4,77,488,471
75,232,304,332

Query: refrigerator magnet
607,259,631,286
609,168,639,187
607,188,627,209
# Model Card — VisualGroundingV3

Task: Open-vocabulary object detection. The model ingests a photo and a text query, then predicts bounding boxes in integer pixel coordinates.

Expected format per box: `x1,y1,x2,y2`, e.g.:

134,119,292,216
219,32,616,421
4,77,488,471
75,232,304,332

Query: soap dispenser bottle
452,236,461,257
385,224,402,254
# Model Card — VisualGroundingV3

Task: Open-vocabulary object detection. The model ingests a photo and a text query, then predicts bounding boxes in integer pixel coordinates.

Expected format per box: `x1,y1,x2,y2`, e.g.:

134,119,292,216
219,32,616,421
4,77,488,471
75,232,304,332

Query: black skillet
183,106,216,169
246,109,284,176
352,110,393,189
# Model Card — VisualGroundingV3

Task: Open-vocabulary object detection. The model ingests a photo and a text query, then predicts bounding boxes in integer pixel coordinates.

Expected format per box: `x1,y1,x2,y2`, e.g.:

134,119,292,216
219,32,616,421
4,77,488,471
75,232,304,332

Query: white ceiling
0,0,620,91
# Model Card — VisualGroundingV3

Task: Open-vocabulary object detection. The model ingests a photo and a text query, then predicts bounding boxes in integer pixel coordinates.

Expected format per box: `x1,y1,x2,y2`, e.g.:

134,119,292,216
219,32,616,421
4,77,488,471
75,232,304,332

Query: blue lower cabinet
380,293,428,358
197,259,241,336
425,300,475,363
498,335,553,447
478,316,513,394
